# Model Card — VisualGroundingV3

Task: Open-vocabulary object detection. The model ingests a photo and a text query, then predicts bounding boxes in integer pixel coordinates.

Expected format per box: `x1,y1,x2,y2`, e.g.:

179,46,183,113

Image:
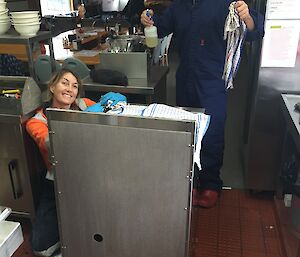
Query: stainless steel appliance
0,76,44,218
47,109,195,257
96,51,149,79
244,0,300,190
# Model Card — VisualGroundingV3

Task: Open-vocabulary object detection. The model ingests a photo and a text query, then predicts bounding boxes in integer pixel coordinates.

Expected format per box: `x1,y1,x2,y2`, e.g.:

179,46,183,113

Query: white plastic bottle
144,9,158,48
144,26,158,48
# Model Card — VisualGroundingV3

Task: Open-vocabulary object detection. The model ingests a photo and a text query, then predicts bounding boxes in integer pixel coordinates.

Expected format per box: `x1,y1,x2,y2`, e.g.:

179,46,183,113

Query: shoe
192,188,201,206
192,189,219,208
33,242,60,257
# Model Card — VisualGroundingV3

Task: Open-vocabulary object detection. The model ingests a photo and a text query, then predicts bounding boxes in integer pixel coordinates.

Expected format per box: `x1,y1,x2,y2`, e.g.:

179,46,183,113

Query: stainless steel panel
96,52,148,79
281,94,300,151
0,76,44,217
48,110,194,257
0,122,34,216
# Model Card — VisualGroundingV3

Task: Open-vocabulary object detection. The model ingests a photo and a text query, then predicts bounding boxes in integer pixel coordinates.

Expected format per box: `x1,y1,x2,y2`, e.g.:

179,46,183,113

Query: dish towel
141,104,210,171
223,1,247,89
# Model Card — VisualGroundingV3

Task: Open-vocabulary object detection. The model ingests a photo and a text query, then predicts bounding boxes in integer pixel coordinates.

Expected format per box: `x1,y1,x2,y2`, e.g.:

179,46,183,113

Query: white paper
261,20,300,68
141,104,210,170
40,0,72,16
142,104,198,121
120,105,146,116
266,0,300,20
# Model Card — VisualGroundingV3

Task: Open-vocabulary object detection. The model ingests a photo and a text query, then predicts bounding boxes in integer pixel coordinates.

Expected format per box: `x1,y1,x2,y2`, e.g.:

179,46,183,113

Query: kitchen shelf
0,29,55,81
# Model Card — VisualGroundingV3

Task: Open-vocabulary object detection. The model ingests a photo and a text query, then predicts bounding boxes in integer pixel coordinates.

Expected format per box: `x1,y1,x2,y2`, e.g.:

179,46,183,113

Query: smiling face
50,71,79,109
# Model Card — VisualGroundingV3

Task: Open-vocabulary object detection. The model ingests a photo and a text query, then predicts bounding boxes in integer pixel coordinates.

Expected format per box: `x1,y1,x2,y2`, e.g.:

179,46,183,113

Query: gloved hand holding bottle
141,9,158,48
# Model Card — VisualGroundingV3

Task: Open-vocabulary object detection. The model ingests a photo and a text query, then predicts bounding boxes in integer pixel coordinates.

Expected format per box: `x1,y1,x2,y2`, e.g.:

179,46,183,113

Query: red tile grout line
270,198,288,257
237,189,243,257
251,192,285,257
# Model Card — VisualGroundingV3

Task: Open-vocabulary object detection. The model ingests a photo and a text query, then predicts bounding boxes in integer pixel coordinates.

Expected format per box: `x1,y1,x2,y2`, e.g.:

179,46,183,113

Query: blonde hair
46,69,83,106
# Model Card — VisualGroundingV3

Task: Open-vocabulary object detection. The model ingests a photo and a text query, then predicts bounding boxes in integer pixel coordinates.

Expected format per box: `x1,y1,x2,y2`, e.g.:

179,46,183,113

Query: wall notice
261,20,300,68
266,0,300,20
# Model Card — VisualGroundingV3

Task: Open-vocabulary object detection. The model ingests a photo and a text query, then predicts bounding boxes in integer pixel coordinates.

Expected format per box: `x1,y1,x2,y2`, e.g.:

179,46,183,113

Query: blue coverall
153,0,264,191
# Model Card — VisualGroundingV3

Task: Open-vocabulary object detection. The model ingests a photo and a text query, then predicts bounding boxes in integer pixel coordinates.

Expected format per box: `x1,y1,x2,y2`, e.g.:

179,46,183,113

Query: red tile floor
11,189,299,257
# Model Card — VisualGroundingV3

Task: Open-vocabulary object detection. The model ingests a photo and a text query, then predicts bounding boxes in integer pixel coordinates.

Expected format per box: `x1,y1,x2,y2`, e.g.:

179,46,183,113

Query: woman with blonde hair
26,69,95,256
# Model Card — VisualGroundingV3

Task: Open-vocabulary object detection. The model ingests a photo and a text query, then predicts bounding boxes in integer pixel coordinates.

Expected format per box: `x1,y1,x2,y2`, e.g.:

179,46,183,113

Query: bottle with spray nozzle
144,9,158,48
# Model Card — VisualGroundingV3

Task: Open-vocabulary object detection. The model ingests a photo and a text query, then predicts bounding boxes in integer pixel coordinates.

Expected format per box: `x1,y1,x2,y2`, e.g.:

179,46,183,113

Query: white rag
222,1,247,89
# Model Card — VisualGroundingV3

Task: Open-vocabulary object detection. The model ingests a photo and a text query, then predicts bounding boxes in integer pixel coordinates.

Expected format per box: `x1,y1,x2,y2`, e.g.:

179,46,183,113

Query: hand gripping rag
223,1,247,89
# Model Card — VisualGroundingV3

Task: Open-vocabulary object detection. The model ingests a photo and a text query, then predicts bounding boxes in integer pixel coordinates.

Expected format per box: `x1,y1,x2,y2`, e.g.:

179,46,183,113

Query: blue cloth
85,92,127,113
99,92,127,106
85,102,105,112
153,0,264,191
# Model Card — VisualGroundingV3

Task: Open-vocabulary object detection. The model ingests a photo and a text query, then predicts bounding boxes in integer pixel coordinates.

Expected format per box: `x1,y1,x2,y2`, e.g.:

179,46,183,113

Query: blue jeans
31,178,60,253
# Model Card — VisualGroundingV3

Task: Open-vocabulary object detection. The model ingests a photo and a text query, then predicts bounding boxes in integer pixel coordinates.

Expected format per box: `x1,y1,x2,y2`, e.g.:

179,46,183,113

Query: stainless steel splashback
96,52,149,79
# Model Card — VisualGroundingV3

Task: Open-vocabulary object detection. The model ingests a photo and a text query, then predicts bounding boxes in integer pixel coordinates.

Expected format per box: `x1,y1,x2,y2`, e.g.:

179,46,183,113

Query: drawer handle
8,160,22,200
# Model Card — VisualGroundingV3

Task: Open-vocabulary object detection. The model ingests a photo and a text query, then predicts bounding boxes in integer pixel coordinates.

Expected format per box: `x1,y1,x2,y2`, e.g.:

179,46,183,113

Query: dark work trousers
176,77,227,192
31,178,60,252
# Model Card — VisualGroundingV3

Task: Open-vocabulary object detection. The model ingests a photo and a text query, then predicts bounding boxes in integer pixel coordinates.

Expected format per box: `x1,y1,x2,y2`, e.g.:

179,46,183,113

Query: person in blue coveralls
141,0,264,208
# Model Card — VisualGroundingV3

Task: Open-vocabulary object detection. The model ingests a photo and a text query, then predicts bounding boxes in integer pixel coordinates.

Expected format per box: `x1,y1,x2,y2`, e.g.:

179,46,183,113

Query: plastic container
144,26,158,48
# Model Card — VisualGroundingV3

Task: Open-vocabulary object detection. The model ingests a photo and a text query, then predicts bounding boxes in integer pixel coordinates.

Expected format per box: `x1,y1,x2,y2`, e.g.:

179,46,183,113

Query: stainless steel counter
281,94,300,152
278,94,300,198
280,94,300,242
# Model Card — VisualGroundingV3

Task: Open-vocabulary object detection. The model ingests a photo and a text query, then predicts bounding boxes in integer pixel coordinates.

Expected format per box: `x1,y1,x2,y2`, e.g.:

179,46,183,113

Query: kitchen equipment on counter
106,34,145,53
96,33,149,82
96,51,149,80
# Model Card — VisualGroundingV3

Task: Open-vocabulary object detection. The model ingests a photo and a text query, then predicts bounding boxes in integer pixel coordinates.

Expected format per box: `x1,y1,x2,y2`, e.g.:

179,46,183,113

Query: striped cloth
222,1,247,89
